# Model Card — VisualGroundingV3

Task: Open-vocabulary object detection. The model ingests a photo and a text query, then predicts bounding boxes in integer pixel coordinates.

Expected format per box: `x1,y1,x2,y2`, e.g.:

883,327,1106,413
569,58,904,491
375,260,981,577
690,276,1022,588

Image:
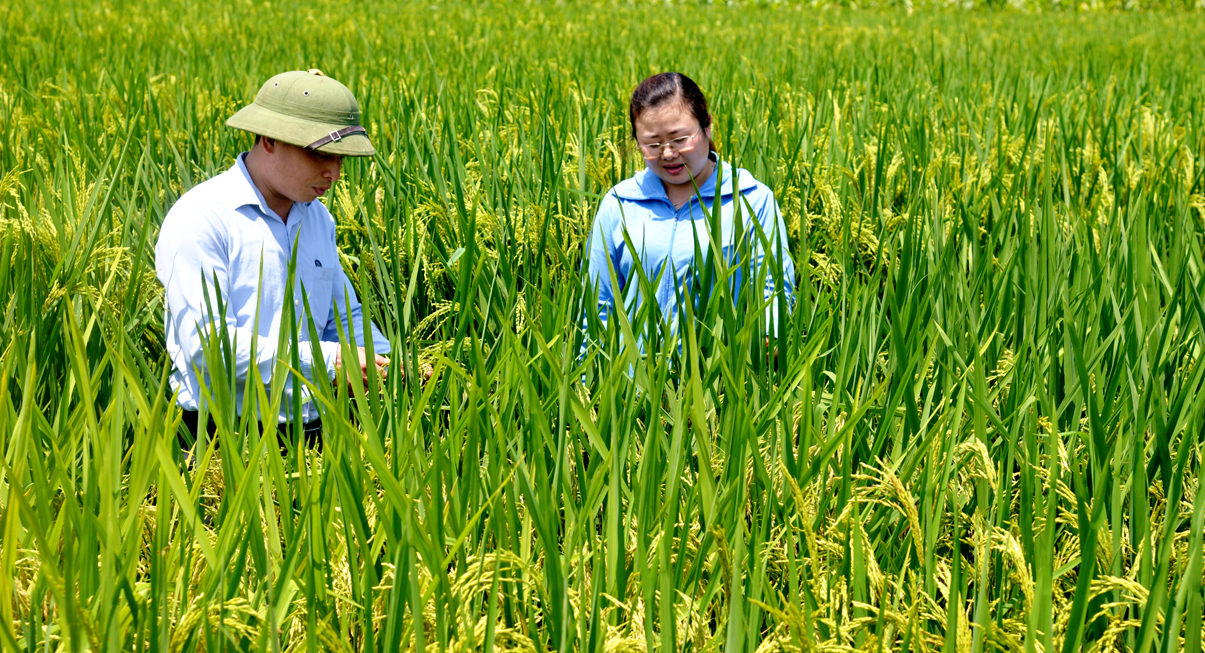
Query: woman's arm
750,187,796,330
583,192,627,331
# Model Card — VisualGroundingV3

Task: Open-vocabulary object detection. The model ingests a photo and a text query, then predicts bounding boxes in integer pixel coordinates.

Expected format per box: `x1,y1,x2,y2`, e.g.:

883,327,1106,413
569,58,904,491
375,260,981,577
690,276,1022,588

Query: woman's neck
665,159,716,209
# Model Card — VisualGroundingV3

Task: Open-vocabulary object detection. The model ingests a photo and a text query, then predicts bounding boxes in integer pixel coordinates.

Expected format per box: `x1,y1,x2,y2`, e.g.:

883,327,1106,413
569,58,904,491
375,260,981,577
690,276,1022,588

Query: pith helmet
226,70,375,157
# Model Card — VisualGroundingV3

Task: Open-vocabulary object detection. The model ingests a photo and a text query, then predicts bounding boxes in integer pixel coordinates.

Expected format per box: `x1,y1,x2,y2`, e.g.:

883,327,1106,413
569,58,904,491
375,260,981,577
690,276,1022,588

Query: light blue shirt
584,158,795,341
156,153,390,423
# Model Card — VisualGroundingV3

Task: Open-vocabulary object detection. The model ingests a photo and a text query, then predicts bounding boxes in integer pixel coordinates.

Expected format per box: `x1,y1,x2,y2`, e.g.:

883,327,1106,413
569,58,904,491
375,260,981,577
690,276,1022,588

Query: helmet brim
226,103,375,157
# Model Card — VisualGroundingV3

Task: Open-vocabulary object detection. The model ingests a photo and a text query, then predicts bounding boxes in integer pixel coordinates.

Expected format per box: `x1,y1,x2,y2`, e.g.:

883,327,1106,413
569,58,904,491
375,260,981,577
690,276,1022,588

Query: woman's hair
629,72,714,150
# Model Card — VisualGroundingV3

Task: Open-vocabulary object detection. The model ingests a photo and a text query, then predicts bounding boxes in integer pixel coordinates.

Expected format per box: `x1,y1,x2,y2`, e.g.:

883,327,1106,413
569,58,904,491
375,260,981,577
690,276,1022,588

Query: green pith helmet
226,70,375,157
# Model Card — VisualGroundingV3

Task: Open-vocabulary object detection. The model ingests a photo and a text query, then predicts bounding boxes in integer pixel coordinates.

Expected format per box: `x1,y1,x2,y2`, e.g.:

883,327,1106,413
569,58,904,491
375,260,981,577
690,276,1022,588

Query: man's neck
243,148,293,223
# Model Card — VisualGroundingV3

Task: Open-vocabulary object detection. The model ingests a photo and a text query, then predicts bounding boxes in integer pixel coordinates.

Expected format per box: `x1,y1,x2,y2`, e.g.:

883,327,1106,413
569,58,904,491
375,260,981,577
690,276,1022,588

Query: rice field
2,0,1205,651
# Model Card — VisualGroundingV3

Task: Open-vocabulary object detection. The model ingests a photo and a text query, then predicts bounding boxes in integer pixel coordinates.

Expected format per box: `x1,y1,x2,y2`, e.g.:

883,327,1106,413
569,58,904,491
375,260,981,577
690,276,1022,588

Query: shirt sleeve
582,191,626,333
749,187,796,331
321,259,393,362
156,204,331,397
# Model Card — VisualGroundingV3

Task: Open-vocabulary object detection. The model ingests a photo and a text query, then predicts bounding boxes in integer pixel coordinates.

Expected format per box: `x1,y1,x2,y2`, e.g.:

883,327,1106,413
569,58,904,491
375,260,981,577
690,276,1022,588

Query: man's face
262,139,344,205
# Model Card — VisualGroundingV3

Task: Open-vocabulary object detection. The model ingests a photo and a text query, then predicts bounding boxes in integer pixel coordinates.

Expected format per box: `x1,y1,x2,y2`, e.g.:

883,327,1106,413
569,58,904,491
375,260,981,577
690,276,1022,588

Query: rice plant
1,1,1203,651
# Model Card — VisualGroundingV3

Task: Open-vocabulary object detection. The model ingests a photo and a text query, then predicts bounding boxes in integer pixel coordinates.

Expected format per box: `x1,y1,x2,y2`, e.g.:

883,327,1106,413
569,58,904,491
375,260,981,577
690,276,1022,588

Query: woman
584,72,795,343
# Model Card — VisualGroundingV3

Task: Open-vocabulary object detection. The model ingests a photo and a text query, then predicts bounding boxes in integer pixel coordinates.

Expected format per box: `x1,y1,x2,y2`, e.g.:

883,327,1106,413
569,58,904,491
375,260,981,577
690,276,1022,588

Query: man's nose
324,159,343,180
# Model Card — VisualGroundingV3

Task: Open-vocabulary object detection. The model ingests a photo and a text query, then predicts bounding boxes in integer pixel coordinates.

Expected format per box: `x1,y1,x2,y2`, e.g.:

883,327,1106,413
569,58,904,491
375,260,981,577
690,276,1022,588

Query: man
156,69,389,441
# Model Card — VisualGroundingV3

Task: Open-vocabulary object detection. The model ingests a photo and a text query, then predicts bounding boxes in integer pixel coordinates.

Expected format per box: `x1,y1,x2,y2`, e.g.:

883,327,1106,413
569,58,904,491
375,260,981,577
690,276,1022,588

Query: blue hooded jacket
583,157,795,342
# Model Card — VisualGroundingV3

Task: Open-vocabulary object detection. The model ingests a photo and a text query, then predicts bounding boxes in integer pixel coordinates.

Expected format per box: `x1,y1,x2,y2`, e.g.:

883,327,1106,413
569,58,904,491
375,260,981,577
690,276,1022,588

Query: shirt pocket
296,264,336,333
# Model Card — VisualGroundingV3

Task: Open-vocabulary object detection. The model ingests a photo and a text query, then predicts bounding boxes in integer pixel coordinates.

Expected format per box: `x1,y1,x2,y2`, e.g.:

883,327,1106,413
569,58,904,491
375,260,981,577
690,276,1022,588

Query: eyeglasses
637,126,702,156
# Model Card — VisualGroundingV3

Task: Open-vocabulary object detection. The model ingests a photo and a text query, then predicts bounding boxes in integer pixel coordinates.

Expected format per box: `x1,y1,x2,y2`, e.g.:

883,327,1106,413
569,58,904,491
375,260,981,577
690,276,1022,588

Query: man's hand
335,347,389,387
335,348,436,388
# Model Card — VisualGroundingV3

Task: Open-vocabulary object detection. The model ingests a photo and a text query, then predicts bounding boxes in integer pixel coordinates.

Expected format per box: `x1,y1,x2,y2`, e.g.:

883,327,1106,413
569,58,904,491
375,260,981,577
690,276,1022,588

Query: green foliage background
1,1,1204,651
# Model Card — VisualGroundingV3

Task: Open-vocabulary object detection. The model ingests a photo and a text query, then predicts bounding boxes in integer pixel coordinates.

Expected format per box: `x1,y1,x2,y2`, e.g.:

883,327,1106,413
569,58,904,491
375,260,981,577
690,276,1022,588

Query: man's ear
260,136,277,153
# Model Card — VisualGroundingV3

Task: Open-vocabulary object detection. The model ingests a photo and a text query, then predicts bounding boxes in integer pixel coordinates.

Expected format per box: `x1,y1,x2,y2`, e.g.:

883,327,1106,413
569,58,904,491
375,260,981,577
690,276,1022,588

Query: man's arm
322,262,392,354
323,260,393,384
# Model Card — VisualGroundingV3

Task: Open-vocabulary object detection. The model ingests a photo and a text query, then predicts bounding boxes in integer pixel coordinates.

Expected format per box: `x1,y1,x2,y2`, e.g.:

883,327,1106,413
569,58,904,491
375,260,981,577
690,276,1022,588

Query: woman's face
633,98,712,189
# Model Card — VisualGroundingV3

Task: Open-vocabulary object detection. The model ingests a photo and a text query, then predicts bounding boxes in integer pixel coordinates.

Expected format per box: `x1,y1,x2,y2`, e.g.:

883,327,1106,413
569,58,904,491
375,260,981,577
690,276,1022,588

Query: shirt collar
613,152,757,202
228,152,309,224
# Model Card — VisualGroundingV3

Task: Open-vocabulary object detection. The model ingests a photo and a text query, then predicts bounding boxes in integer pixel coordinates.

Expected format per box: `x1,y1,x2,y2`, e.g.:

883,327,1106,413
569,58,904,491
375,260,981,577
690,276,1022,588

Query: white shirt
156,153,390,423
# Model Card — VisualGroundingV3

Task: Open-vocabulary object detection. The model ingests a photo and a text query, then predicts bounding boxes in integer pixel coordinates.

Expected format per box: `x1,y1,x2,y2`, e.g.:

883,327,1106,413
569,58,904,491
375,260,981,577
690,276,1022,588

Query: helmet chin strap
305,126,369,151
